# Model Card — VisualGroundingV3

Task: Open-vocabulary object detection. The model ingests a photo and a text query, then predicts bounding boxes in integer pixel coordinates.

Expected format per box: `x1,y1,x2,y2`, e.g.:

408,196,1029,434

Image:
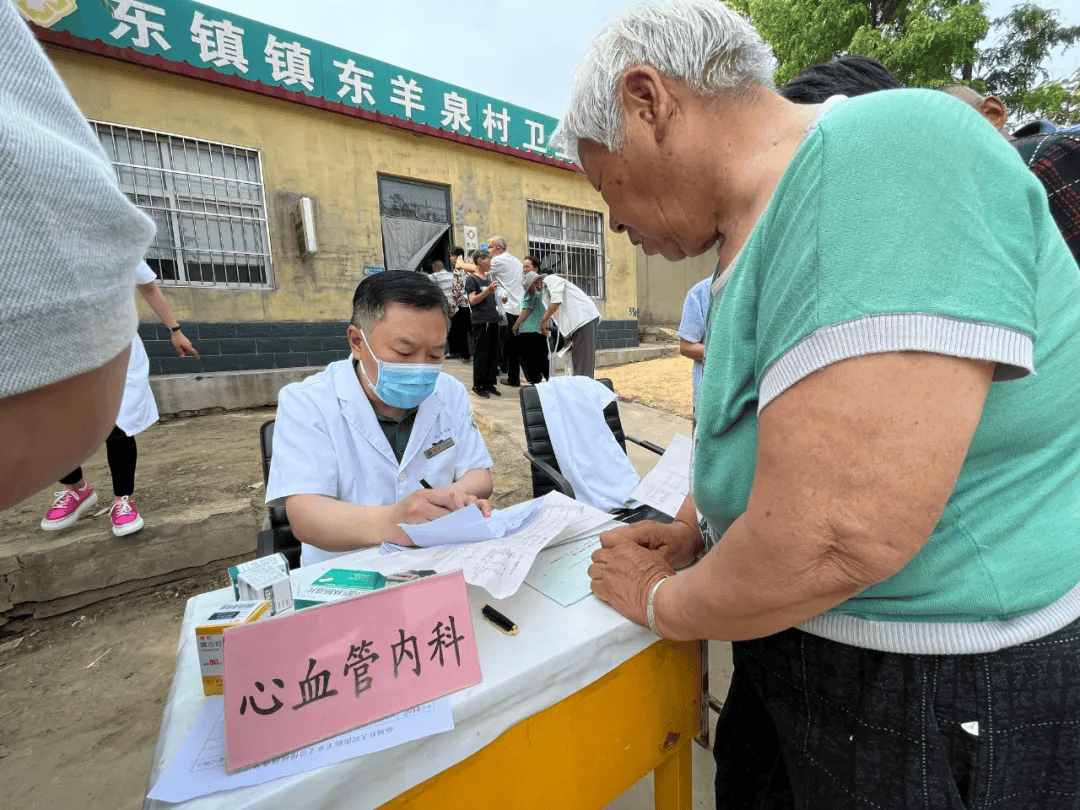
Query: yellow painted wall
46,47,637,324
635,248,718,326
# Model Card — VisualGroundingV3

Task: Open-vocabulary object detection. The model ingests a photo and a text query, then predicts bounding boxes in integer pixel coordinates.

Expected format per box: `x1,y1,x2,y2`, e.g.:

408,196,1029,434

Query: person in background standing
511,256,551,384
40,260,199,536
486,235,525,387
464,250,501,398
448,247,473,363
429,260,457,314
678,276,712,413
525,269,602,378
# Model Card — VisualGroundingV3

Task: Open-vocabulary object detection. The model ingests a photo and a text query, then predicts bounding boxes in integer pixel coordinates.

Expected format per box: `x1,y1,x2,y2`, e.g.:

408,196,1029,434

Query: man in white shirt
266,271,495,566
522,270,602,378
428,260,457,314
486,235,525,387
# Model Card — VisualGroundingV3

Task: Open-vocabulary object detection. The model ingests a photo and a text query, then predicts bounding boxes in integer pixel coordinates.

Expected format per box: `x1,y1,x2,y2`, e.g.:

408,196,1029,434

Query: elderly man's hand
589,534,676,627
600,519,702,569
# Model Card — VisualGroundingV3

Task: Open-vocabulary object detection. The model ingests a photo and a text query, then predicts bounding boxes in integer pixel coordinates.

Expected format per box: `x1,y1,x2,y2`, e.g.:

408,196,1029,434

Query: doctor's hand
599,519,703,570
588,535,676,628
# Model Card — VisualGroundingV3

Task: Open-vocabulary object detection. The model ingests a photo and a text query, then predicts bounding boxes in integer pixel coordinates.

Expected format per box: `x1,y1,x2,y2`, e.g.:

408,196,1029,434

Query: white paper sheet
400,499,543,547
525,536,603,606
540,493,621,548
147,697,453,804
374,493,610,599
630,433,693,518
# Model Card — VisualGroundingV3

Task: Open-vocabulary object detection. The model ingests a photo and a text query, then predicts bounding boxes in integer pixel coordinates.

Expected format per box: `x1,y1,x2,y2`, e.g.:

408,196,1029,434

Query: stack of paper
373,492,616,599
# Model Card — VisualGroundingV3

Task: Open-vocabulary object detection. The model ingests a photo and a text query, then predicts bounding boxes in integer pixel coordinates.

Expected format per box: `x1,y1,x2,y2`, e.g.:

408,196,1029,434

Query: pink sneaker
40,483,98,531
109,495,145,537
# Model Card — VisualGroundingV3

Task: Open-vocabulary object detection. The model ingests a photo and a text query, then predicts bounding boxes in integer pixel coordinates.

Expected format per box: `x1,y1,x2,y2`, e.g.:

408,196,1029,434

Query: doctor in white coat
267,271,495,567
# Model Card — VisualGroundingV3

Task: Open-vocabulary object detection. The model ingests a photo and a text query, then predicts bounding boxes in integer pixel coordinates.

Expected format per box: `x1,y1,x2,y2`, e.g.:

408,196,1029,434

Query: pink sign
222,570,481,772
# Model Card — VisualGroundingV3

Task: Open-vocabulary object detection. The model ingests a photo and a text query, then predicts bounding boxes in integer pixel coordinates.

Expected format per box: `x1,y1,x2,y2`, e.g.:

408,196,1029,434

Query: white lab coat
115,261,160,436
540,274,601,337
535,376,639,511
266,359,494,567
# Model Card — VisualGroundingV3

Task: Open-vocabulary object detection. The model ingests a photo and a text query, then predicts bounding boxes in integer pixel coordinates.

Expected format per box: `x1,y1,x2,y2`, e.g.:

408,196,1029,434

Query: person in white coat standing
40,260,199,536
523,269,602,378
266,270,495,567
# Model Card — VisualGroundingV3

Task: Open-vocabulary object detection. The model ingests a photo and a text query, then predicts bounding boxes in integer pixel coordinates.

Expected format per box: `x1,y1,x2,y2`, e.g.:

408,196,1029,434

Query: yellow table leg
654,735,693,810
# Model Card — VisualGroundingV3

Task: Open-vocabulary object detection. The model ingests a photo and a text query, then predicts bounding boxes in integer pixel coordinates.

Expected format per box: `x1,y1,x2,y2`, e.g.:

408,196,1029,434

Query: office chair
519,378,724,746
255,419,302,570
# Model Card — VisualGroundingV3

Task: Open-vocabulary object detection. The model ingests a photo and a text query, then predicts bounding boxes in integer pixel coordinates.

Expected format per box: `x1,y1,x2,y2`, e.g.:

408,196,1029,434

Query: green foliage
732,0,1079,122
978,3,1080,120
730,0,988,86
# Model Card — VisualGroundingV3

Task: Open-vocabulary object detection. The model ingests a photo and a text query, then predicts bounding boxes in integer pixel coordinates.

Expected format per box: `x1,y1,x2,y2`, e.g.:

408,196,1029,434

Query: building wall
47,47,638,327
635,248,718,326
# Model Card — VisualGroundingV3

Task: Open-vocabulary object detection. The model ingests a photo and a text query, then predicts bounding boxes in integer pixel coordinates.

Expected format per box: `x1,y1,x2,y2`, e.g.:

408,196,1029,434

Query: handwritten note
630,433,692,518
400,499,543,547
147,697,453,803
223,571,480,772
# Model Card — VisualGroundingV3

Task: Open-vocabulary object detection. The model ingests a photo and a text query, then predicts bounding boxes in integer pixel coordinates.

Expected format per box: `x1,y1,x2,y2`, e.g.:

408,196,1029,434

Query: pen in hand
419,478,433,489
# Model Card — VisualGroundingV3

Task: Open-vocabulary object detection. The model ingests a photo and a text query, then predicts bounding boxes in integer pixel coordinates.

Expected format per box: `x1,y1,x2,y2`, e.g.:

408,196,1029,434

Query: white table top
143,546,656,809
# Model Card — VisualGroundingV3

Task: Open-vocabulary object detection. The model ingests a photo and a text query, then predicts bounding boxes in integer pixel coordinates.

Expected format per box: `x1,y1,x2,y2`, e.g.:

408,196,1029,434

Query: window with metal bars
525,200,605,298
91,121,274,288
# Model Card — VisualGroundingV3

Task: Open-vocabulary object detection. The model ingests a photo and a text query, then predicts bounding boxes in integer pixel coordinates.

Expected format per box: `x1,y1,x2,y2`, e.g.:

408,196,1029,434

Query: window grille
526,200,605,298
377,175,451,223
91,122,273,288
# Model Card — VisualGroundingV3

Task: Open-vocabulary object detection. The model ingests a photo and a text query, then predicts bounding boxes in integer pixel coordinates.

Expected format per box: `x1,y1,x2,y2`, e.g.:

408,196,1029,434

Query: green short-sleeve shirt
694,89,1080,653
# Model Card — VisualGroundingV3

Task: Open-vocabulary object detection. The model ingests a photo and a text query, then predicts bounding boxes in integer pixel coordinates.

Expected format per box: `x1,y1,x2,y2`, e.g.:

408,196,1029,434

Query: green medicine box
294,569,386,610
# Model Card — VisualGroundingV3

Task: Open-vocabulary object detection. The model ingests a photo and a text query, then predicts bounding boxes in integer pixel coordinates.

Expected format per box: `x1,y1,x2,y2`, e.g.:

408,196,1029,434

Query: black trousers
470,322,500,390
715,618,1080,809
60,425,137,497
517,332,549,384
501,312,522,385
448,307,472,360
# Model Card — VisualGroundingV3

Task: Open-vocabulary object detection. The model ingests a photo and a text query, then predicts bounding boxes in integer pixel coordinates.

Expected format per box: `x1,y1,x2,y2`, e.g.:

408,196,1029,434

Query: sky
202,0,1080,120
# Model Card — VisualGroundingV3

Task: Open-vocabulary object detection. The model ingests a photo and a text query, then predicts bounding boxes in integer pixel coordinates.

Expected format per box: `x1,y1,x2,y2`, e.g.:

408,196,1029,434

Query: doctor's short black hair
351,270,450,332
779,55,903,104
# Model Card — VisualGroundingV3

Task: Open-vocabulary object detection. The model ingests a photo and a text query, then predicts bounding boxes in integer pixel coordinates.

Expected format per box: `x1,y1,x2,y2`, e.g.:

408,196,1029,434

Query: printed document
147,697,453,803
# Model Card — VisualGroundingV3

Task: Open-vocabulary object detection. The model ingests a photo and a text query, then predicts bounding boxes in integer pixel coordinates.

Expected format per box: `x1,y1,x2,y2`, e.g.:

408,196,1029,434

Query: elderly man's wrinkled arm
593,351,994,638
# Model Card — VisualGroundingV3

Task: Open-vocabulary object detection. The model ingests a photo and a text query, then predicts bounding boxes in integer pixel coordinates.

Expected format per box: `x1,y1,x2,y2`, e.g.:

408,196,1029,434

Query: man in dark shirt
464,250,502,398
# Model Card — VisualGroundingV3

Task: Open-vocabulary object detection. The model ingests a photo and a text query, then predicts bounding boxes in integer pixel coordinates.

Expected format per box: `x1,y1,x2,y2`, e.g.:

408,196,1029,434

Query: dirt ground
0,354,694,810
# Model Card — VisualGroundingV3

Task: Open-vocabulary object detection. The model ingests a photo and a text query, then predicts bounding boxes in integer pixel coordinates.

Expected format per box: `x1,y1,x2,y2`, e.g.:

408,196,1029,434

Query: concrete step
1,499,260,625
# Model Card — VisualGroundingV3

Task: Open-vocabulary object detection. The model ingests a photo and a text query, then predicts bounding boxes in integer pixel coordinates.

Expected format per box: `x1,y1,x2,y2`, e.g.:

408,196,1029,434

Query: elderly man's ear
978,95,1010,135
622,65,677,144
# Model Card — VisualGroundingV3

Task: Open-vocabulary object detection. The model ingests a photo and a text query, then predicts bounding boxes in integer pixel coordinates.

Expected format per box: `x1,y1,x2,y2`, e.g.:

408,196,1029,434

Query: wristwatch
169,325,183,333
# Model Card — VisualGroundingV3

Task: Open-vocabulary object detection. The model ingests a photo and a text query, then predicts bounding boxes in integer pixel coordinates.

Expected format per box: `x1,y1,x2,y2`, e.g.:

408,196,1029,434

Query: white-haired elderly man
555,1,1080,807
484,235,524,386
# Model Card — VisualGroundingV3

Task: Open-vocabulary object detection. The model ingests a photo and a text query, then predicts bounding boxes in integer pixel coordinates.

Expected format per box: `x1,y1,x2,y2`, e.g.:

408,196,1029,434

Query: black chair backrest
519,378,628,498
260,419,275,484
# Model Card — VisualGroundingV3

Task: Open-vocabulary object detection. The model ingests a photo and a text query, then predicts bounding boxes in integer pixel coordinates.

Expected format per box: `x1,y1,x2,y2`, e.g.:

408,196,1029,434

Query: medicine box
294,569,386,610
228,553,288,600
196,600,271,696
237,566,294,616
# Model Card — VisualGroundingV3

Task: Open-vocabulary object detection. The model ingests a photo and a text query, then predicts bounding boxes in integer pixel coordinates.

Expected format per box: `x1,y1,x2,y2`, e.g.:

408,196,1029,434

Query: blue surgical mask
357,330,442,409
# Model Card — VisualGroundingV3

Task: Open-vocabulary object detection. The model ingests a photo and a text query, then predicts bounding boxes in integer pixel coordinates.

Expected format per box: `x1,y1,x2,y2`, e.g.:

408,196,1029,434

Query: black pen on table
481,604,519,635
